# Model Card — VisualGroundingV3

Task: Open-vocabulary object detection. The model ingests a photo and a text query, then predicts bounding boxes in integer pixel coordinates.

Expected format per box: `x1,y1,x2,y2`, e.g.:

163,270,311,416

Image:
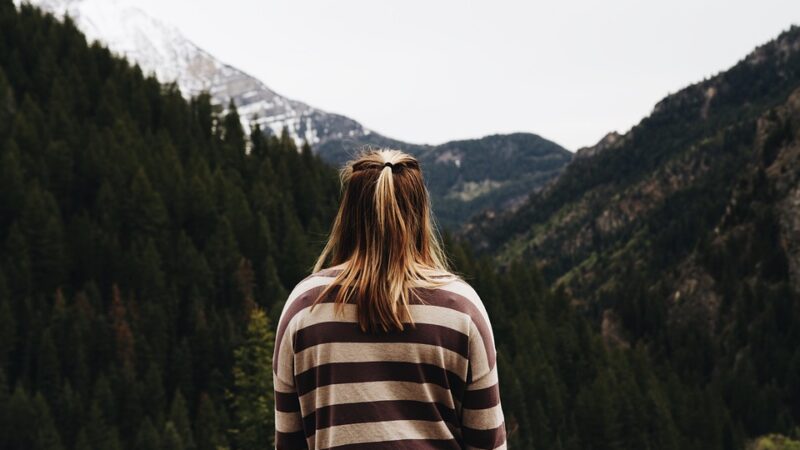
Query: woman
272,149,506,449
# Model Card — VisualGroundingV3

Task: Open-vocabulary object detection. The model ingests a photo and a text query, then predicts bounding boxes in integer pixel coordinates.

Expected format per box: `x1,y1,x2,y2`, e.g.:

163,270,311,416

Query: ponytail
311,149,458,332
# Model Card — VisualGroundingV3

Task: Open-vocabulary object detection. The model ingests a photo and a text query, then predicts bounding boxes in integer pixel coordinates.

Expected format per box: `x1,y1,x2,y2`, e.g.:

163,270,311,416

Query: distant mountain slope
20,0,372,146
464,25,800,438
21,0,574,228
318,132,573,227
467,25,800,296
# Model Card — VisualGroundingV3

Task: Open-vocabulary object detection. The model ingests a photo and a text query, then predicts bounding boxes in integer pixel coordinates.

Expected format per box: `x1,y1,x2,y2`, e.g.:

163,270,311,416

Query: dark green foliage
133,417,160,450
0,2,338,449
463,24,800,450
226,307,274,449
443,238,700,449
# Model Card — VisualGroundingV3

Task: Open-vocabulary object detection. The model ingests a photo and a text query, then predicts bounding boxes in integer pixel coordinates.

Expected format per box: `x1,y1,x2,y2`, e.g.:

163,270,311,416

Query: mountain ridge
17,0,373,146
317,131,573,227
462,24,800,438
19,0,574,228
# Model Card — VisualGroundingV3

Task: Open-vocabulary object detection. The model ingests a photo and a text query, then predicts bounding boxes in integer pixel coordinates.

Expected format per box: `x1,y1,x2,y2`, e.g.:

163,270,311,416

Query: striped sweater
272,266,507,449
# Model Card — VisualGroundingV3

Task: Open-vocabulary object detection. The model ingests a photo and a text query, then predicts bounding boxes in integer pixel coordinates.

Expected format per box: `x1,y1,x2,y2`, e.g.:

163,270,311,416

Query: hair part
311,148,460,332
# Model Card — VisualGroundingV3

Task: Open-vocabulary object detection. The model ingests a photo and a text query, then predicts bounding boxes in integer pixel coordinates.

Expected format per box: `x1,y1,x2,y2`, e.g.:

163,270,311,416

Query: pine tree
134,416,161,450
19,183,66,293
36,328,61,404
204,216,239,304
220,99,245,170
0,368,9,449
32,393,64,450
162,421,186,450
226,306,274,449
125,167,168,243
0,66,16,136
169,338,195,405
194,392,223,450
168,389,196,450
55,381,84,450
4,222,32,296
0,290,15,372
73,429,91,450
0,145,25,233
7,383,36,450
109,285,135,374
142,363,166,427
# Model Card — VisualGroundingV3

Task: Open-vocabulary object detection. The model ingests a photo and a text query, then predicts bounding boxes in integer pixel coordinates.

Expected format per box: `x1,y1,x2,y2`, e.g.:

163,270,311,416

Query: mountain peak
574,131,622,159
17,0,371,147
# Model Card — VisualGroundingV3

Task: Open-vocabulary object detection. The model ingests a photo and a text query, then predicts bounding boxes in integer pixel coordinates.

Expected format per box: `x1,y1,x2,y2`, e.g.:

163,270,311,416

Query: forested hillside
0,2,341,448
465,24,800,446
0,2,795,450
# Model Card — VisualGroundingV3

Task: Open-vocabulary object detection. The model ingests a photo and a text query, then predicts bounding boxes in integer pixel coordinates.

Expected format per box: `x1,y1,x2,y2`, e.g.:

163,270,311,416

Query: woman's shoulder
417,275,489,314
277,268,340,323
297,264,345,284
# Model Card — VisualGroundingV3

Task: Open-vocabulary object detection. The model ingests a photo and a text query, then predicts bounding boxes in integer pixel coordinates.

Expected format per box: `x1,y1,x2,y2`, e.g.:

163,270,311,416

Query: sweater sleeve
273,315,308,449
274,374,307,449
460,308,507,449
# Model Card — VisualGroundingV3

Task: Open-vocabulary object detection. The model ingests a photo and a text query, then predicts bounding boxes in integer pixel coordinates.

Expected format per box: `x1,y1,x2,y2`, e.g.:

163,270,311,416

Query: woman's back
273,266,507,449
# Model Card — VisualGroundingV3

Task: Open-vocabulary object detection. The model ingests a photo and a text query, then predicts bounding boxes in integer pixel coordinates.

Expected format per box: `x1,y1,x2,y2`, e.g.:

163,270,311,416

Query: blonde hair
311,148,460,332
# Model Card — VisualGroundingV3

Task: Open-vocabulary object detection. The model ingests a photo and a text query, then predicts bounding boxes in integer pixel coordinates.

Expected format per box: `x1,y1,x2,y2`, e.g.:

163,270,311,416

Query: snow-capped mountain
17,0,575,229
17,0,371,146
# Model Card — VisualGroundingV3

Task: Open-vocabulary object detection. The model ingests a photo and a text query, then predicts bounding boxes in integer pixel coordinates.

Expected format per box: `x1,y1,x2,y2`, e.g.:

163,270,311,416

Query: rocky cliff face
757,89,800,294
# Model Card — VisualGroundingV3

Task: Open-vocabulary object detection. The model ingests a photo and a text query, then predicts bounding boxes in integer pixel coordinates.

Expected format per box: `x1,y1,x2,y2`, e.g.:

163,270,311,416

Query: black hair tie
384,162,393,168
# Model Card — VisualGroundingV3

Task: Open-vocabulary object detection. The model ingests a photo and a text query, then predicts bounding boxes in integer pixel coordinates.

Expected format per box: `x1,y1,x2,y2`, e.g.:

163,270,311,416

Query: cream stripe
295,342,468,375
280,275,336,318
316,419,455,448
438,281,496,378
275,327,296,384
275,410,303,433
462,403,505,430
437,280,491,322
277,275,338,383
274,375,294,393
467,321,491,379
299,381,455,411
467,365,499,391
297,302,470,332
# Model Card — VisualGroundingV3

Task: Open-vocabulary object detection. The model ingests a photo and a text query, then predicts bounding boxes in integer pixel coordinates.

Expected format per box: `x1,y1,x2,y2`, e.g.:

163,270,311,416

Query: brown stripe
316,420,458,448
275,429,307,449
295,361,466,397
304,400,458,432
294,322,469,357
275,391,301,412
462,422,507,449
412,287,496,370
273,283,336,375
294,342,468,378
462,383,500,410
326,439,463,450
298,380,456,412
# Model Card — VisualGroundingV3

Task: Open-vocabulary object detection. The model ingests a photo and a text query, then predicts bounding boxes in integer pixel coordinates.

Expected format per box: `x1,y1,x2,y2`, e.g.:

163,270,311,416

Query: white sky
128,0,799,151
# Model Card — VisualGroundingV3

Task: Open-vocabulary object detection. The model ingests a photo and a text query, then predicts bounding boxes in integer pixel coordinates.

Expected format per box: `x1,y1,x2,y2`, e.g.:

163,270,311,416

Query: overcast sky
128,0,799,151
